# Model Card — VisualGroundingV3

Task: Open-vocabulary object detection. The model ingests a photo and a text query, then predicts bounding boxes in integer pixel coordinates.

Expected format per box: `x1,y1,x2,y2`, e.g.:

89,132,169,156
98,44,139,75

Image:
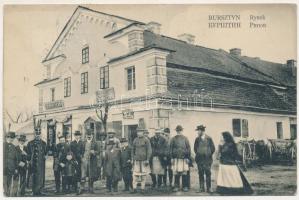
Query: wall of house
168,108,292,149
39,11,131,113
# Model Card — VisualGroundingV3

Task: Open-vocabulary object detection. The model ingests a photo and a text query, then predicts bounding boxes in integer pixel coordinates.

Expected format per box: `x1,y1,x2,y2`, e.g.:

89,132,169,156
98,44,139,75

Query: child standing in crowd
120,138,133,192
63,151,78,193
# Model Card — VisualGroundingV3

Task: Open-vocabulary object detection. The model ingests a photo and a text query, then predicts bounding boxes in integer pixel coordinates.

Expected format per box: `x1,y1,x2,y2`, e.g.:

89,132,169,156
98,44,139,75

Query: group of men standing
3,123,216,196
3,129,47,196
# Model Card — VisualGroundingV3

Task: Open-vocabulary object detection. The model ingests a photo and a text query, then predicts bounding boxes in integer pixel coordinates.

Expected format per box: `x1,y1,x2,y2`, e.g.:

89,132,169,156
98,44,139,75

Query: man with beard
27,128,47,196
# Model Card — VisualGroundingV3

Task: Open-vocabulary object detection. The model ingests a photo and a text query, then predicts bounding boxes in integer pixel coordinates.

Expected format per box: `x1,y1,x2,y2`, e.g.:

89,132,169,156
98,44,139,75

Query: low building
34,6,296,148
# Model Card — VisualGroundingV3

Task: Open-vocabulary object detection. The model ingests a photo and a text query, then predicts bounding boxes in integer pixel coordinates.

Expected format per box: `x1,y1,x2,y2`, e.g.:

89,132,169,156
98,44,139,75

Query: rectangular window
276,122,283,139
50,88,55,102
81,72,88,94
64,77,71,97
100,66,109,89
232,118,249,138
82,47,89,64
127,66,136,91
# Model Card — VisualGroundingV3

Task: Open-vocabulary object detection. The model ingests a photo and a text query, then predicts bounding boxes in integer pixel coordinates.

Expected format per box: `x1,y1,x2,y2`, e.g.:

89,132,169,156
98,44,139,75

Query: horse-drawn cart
266,139,296,164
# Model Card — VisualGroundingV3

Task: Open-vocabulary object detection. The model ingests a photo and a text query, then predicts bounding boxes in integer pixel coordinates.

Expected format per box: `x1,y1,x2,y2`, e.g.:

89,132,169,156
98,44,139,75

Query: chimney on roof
229,48,241,56
146,21,161,34
178,33,195,45
287,59,297,68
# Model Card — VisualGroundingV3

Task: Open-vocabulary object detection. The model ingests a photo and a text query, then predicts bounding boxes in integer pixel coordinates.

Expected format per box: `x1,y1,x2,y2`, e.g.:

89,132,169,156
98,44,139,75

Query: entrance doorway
63,124,72,139
47,125,56,156
125,124,138,146
290,124,297,140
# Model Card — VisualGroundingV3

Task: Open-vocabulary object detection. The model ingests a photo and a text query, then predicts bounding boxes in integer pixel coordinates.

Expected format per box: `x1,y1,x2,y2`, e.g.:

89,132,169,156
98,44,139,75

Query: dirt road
24,159,297,196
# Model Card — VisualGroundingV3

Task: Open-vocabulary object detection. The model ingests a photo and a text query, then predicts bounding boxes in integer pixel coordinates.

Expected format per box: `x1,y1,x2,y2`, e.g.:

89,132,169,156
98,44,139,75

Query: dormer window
82,46,89,64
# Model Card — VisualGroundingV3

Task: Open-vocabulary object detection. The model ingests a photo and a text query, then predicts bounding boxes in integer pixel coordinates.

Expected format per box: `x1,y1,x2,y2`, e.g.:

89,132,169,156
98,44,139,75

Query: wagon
266,139,297,164
236,139,258,169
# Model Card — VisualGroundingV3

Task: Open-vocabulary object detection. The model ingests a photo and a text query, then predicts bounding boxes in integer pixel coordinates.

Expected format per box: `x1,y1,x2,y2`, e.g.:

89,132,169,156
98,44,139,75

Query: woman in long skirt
216,131,253,195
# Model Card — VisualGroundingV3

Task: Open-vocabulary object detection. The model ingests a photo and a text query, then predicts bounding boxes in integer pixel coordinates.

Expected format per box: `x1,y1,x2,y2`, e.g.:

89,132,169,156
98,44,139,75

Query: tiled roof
143,31,293,86
166,68,296,114
239,56,296,87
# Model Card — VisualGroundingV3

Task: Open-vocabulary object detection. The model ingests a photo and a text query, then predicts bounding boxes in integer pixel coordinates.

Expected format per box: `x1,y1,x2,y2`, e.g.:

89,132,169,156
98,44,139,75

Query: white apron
217,164,243,188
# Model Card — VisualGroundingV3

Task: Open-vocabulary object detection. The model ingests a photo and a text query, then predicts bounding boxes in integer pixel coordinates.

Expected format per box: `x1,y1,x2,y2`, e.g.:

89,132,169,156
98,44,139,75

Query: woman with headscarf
216,131,253,195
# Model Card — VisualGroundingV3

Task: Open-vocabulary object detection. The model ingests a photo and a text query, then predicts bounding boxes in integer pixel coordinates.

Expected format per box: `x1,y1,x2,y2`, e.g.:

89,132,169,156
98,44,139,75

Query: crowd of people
3,124,253,196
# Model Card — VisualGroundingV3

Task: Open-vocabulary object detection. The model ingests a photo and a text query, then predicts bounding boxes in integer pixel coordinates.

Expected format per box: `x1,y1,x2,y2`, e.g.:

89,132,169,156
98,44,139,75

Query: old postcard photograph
2,2,297,197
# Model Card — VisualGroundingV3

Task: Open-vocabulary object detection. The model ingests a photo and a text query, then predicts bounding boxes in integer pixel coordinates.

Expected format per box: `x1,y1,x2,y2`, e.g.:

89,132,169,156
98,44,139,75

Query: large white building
34,6,297,149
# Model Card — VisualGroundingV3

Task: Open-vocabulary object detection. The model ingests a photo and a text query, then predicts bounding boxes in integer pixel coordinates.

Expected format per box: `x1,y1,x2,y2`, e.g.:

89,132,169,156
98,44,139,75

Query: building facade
34,6,297,149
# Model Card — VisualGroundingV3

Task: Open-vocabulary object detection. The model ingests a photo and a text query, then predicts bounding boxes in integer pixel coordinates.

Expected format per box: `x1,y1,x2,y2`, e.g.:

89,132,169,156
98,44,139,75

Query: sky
3,4,297,118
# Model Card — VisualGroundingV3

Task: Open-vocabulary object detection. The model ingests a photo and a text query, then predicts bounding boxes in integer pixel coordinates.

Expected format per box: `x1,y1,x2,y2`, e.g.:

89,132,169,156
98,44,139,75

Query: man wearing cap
53,135,66,194
150,129,168,189
170,125,191,192
162,128,173,187
194,125,215,193
120,138,133,192
104,131,121,193
4,132,19,196
16,134,29,196
70,130,84,194
80,130,99,194
131,127,152,193
27,128,47,196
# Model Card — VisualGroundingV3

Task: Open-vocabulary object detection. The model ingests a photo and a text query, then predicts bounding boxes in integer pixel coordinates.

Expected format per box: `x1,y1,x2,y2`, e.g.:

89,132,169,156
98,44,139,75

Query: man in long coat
16,134,29,196
105,131,121,192
70,130,84,194
150,129,168,188
3,131,19,197
80,130,99,194
27,128,47,196
194,125,215,193
53,135,66,193
95,133,106,180
170,125,191,192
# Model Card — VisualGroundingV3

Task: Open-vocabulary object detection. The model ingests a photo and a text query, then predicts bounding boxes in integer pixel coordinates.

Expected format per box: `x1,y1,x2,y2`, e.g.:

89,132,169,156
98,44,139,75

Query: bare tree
94,89,114,135
5,108,34,124
95,101,110,135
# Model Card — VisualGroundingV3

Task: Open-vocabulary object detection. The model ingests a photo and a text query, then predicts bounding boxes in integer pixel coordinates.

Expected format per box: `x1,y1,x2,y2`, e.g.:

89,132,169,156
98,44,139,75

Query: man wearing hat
4,131,19,196
150,129,168,189
27,128,47,196
70,130,84,194
53,135,66,194
120,137,133,192
16,134,29,196
131,126,152,193
162,128,173,187
80,130,98,194
194,125,215,193
170,125,191,192
104,130,121,192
